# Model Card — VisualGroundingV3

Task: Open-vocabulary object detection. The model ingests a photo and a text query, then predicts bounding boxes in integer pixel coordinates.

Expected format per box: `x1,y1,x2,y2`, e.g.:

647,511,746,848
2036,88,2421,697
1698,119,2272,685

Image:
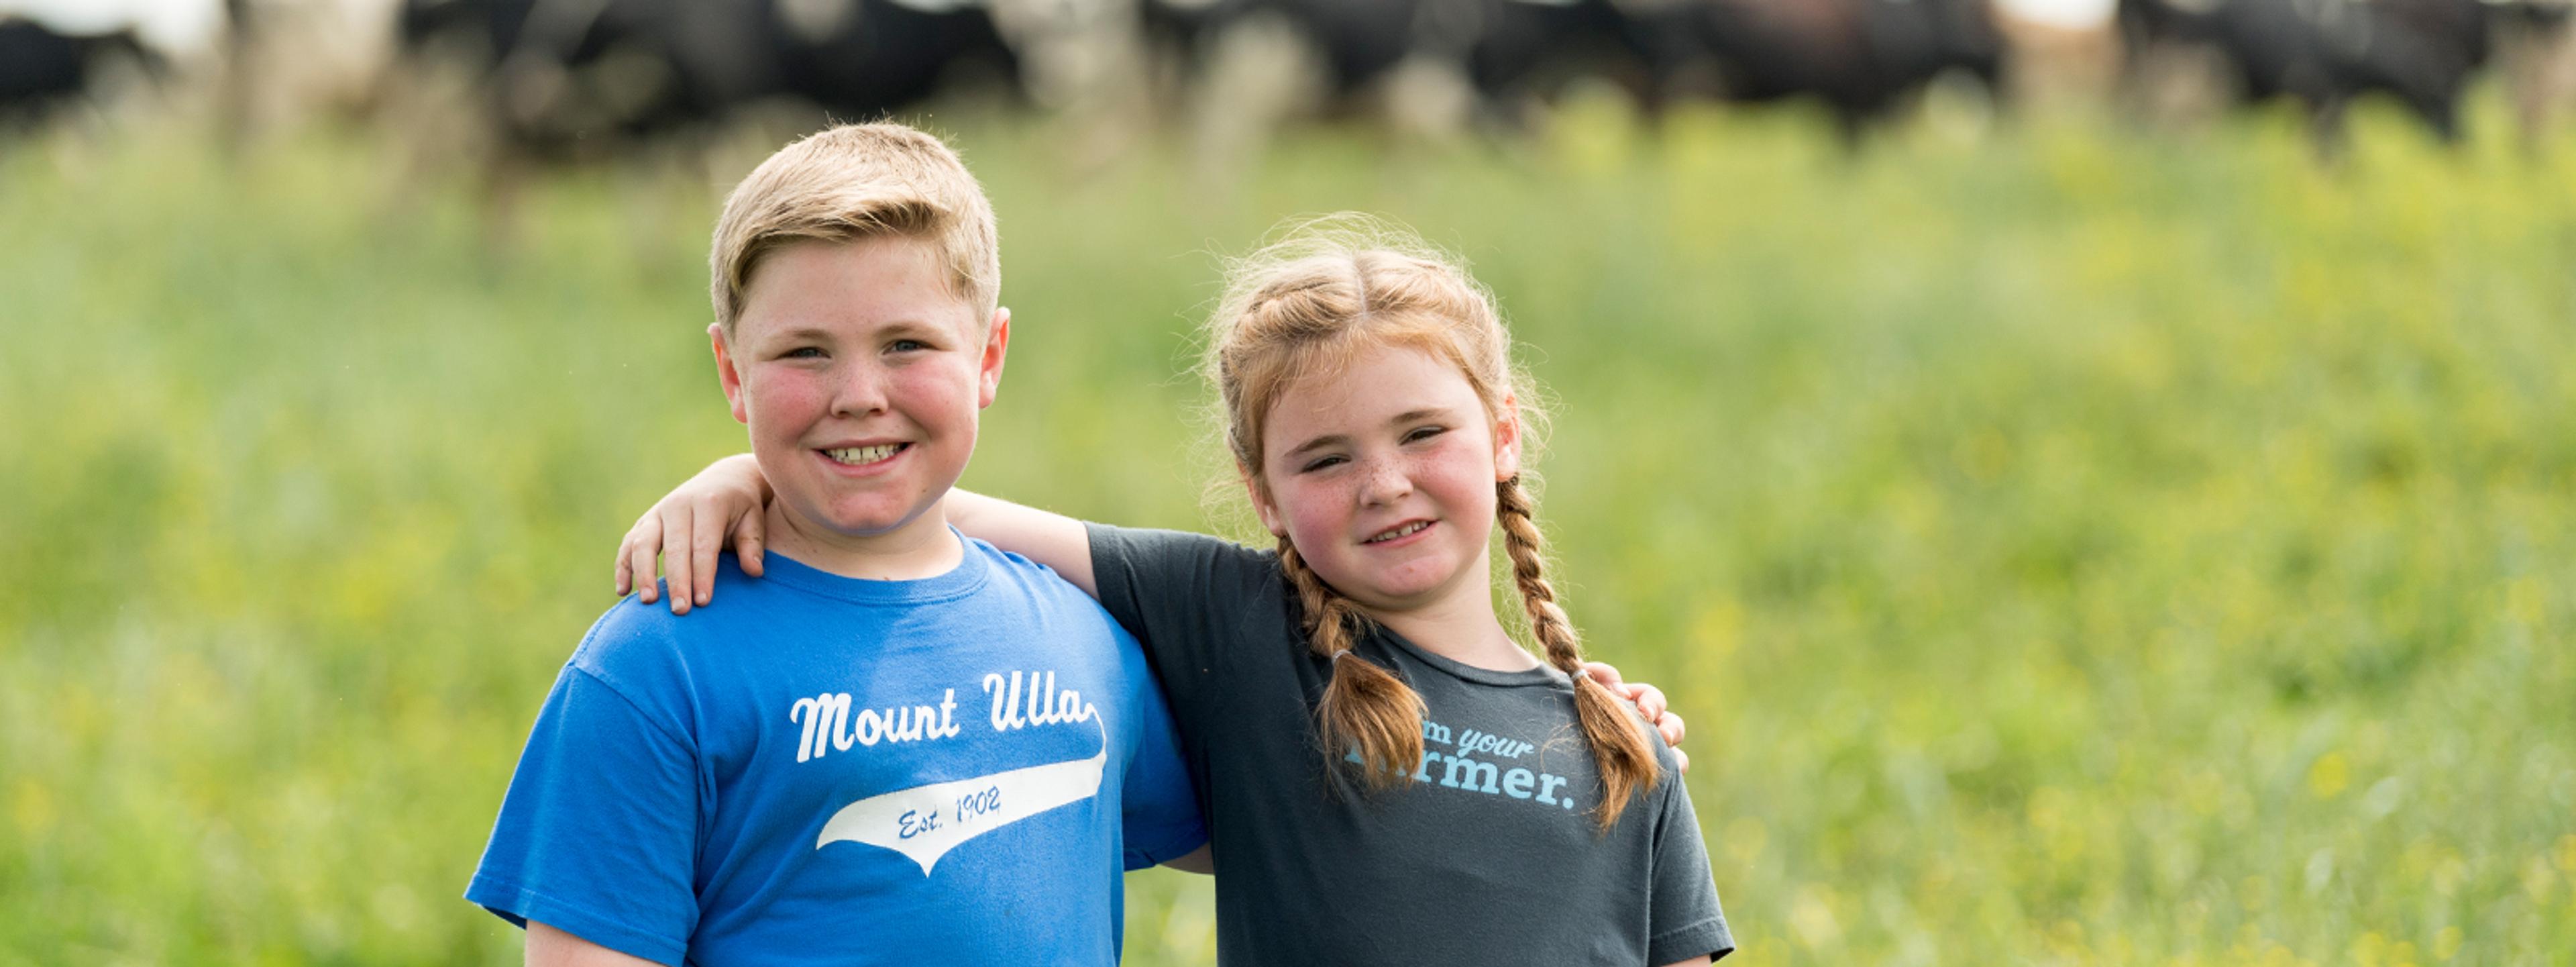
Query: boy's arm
942,489,1097,597
527,922,666,967
610,460,1101,611
467,658,700,965
1581,661,1691,773
612,465,1695,767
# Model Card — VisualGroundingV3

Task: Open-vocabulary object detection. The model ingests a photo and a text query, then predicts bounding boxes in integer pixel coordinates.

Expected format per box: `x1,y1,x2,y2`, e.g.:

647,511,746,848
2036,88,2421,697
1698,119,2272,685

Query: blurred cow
1152,0,2005,144
2118,0,2522,148
2496,0,2576,148
775,0,1022,120
1670,0,2006,138
0,15,163,132
1467,0,1683,119
394,0,784,160
1470,0,2008,138
390,0,1024,162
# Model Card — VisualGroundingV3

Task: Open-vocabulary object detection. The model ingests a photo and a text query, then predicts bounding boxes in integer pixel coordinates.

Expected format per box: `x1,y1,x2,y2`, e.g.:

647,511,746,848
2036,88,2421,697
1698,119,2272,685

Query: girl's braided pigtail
1497,475,1660,829
1281,539,1426,789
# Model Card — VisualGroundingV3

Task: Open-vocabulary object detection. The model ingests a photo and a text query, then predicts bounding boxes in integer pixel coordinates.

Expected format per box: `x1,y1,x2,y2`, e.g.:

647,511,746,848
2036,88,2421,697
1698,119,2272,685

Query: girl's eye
1404,425,1447,444
1299,454,1346,474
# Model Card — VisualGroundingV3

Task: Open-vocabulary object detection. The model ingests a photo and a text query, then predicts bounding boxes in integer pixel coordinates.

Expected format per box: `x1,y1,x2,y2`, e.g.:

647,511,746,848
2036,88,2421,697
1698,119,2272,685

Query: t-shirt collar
751,525,991,605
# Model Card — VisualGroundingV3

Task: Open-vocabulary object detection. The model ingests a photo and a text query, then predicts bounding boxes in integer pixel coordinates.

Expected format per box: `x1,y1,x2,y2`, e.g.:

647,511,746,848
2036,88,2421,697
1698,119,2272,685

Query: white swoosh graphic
815,719,1107,875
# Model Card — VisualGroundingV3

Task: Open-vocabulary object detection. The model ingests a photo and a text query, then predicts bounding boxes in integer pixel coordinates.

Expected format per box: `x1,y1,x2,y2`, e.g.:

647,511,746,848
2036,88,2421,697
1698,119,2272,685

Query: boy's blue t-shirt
466,537,1205,966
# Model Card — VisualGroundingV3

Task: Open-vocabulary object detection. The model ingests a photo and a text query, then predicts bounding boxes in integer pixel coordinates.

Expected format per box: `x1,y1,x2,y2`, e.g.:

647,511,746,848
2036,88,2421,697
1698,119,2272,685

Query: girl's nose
1358,456,1413,506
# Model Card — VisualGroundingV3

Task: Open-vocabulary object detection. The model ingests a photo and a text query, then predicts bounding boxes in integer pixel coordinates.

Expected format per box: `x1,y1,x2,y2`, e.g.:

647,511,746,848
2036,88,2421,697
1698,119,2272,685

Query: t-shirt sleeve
1646,773,1735,964
1112,625,1209,869
1083,523,1275,715
465,657,700,966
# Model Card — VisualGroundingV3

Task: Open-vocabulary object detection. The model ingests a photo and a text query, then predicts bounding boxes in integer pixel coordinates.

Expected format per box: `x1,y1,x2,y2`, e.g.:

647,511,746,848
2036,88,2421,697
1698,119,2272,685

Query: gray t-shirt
1089,524,1733,965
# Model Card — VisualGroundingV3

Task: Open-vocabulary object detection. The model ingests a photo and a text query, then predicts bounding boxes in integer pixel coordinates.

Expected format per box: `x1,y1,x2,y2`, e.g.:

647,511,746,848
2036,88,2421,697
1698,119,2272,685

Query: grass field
3,95,2573,965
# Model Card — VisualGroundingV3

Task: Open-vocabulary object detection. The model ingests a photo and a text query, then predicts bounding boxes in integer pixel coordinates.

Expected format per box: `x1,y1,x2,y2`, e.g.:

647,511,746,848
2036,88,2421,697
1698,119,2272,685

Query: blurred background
4,0,2575,964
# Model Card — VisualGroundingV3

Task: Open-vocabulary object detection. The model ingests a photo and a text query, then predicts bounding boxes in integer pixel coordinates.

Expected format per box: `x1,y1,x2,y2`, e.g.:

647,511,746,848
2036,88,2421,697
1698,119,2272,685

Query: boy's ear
711,322,749,425
977,307,1010,409
1491,393,1522,482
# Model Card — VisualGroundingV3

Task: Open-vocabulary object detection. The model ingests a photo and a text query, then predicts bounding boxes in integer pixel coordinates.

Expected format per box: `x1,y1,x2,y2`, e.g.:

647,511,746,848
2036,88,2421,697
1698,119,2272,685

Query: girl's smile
1361,518,1438,546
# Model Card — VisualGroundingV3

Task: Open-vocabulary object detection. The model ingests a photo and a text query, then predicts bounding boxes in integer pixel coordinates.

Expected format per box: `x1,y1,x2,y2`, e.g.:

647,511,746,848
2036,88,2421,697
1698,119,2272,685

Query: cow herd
382,0,2018,157
4,0,2574,158
2122,0,2575,149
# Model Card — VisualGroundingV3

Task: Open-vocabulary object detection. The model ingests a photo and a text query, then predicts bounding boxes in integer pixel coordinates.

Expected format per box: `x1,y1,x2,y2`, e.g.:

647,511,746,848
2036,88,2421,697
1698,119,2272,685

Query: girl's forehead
1264,345,1485,431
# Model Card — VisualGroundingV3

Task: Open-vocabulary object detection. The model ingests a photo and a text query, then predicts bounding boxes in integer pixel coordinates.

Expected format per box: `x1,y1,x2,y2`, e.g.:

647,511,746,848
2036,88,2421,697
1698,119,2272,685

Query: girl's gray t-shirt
1088,523,1733,965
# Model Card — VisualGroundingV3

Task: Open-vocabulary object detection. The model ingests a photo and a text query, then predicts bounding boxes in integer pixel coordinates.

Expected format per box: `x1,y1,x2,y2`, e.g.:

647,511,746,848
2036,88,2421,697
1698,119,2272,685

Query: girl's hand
614,454,771,615
1582,661,1690,774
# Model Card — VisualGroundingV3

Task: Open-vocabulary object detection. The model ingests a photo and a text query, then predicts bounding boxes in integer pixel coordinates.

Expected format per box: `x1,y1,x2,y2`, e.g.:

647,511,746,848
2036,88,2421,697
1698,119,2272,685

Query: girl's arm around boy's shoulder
617,454,771,615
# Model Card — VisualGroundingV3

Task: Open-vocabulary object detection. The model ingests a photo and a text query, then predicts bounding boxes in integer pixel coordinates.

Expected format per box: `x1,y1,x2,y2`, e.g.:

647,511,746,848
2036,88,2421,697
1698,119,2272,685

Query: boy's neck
763,501,965,581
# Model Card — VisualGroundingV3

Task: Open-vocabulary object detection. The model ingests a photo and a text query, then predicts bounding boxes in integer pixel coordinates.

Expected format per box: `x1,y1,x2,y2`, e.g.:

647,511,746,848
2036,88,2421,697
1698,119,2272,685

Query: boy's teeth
1368,521,1430,543
824,444,902,464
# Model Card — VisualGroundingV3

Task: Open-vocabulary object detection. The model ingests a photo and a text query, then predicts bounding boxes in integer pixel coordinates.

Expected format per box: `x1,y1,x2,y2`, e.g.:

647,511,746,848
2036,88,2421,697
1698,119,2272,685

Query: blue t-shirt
466,537,1206,966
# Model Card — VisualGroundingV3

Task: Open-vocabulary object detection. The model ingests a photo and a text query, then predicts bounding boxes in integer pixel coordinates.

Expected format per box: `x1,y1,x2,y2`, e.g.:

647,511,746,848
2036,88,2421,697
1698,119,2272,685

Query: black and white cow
390,0,1021,160
0,15,162,132
1668,0,2004,137
1146,0,2003,138
2119,0,2518,145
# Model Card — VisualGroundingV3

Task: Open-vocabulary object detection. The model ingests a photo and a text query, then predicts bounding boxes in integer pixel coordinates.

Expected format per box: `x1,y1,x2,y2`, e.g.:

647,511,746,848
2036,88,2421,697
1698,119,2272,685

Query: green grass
4,95,2573,965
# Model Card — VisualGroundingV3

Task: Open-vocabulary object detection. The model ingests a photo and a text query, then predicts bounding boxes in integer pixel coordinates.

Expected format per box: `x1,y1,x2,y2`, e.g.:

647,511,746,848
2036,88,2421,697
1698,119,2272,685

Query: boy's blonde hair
1206,214,1660,830
710,123,1000,334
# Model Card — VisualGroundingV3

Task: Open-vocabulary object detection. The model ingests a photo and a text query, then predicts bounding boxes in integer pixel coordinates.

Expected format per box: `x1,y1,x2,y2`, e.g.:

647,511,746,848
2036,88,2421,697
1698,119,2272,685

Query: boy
465,123,1208,966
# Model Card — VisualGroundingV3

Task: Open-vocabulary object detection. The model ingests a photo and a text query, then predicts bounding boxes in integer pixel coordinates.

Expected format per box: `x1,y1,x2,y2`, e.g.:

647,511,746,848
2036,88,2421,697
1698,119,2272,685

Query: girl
619,216,1731,965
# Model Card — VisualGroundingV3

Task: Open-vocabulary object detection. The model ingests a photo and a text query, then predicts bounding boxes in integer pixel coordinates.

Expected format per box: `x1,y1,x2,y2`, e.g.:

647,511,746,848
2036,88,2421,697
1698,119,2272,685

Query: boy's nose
829,362,892,417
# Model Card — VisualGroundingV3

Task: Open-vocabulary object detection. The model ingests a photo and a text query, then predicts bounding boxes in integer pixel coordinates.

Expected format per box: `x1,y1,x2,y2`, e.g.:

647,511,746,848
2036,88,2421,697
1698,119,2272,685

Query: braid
1497,476,1660,829
1496,478,1583,660
1280,538,1426,791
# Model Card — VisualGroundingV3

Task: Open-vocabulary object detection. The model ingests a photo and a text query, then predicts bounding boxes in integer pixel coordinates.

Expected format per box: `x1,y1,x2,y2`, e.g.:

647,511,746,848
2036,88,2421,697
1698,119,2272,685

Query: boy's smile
713,236,1008,577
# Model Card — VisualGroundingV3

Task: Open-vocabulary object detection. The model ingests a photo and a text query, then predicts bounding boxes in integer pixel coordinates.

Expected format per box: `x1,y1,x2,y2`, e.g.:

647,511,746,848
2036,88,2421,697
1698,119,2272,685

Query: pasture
3,96,2573,965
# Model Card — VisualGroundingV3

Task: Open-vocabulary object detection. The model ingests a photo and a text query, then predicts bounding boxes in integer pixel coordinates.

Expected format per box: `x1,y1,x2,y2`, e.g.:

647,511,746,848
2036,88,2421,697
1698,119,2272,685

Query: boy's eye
888,339,930,353
1403,425,1447,444
782,346,824,359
